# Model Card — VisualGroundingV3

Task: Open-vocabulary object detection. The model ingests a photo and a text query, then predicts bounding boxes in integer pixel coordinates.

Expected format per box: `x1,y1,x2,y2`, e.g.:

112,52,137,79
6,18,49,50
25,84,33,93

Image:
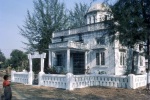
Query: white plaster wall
114,40,127,75
82,32,116,75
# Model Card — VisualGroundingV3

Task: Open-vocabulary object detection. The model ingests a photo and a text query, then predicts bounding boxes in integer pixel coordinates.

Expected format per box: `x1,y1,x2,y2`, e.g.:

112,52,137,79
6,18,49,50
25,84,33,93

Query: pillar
28,54,33,85
40,57,44,72
85,51,88,72
28,54,32,72
67,49,70,73
39,53,46,85
40,53,46,72
49,51,52,68
11,70,16,82
128,74,135,89
84,51,87,73
66,73,74,90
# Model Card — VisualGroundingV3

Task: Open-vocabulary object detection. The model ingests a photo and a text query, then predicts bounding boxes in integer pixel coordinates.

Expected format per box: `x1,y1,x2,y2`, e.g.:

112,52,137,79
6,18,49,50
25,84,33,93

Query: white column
85,51,88,70
11,70,16,82
28,54,33,85
51,52,54,67
40,58,44,72
28,54,32,72
49,51,52,68
39,53,46,86
40,53,46,73
66,73,74,90
67,49,70,73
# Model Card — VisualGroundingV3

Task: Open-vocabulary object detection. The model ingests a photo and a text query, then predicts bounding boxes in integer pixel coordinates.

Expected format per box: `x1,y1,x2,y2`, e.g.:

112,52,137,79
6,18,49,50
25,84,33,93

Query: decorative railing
91,44,107,50
72,74,128,89
39,73,147,90
11,71,29,84
53,22,108,38
130,74,147,89
49,41,89,50
11,70,147,90
41,74,66,89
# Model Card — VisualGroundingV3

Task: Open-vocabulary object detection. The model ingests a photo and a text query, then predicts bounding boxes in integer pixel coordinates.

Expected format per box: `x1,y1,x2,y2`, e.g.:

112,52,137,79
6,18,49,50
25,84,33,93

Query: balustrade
13,72,29,84
53,22,108,38
49,41,88,50
11,70,147,90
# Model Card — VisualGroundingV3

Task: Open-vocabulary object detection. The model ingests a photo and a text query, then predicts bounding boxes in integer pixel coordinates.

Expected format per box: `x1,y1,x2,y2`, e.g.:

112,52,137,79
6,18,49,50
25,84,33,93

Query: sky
0,0,116,58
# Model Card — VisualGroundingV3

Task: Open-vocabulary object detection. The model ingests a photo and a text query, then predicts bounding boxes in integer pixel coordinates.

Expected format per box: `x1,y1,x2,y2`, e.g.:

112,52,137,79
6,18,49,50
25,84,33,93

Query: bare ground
10,83,150,100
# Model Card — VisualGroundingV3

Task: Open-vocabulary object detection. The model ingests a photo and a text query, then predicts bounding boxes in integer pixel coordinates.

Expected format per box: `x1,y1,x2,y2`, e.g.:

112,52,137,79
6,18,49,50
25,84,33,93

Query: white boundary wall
11,70,33,85
11,71,147,90
40,73,147,90
41,74,67,89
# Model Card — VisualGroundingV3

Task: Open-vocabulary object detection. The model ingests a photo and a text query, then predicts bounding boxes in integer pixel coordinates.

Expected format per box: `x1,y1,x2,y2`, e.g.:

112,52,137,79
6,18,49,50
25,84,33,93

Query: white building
48,3,146,75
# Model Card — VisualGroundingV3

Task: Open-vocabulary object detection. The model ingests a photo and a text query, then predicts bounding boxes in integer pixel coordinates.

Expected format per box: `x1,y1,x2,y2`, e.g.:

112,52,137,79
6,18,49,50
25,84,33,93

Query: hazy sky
0,0,115,58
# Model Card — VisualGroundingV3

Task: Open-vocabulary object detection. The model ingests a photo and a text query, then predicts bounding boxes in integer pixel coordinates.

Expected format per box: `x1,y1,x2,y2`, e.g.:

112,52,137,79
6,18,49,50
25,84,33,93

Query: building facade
48,3,146,75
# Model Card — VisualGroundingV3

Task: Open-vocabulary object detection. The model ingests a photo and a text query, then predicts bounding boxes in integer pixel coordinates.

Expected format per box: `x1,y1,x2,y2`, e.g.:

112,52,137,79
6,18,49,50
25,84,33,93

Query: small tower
85,3,111,24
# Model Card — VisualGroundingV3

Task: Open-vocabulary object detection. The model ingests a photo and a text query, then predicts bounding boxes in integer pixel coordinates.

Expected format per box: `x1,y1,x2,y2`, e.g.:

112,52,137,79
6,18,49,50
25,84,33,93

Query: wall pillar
39,53,46,85
11,70,16,82
28,54,33,72
67,49,70,73
128,74,135,89
49,51,52,68
66,73,74,90
28,54,33,85
85,51,88,71
40,53,46,73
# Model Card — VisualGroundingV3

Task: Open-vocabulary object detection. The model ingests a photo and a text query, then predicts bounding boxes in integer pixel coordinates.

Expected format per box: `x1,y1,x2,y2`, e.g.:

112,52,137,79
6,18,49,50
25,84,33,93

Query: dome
88,3,110,13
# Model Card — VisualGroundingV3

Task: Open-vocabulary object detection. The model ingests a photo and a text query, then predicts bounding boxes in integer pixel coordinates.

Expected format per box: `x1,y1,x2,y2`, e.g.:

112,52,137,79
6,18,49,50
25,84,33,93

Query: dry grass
11,83,150,100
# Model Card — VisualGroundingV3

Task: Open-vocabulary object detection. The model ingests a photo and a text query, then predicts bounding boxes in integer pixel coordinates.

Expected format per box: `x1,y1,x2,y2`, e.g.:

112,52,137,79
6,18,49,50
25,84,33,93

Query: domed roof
88,3,110,13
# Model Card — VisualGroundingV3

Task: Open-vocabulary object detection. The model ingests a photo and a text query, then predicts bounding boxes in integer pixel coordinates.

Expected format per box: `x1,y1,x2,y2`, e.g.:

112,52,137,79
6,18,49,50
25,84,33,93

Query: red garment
3,80,10,87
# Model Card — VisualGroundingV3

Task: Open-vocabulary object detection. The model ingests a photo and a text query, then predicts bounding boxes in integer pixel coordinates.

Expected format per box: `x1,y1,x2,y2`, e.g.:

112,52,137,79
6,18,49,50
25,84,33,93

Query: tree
68,3,89,28
108,0,150,73
109,0,150,87
0,50,6,68
10,49,28,70
110,0,148,46
19,0,68,53
19,0,69,72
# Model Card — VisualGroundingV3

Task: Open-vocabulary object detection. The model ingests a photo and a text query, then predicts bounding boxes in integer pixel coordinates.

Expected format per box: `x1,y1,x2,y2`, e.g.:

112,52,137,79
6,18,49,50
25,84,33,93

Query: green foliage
44,67,57,74
10,49,28,70
19,0,68,53
109,0,149,47
0,50,6,68
32,59,40,74
68,3,89,28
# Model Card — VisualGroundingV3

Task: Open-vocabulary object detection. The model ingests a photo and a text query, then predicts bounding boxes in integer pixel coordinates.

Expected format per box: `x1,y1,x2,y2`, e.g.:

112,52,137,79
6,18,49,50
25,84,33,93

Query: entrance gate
28,52,46,85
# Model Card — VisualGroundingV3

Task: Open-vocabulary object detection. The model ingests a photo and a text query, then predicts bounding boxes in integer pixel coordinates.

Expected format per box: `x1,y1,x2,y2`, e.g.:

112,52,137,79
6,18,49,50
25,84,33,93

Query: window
96,53,100,65
105,15,108,21
96,52,105,66
96,37,105,45
60,36,64,42
140,56,143,66
89,17,91,24
139,44,143,51
120,52,125,65
101,52,105,65
57,54,62,66
93,15,96,23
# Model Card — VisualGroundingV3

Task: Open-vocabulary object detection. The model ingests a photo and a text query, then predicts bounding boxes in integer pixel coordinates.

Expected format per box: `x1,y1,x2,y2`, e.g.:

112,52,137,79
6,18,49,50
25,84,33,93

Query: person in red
3,75,12,100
